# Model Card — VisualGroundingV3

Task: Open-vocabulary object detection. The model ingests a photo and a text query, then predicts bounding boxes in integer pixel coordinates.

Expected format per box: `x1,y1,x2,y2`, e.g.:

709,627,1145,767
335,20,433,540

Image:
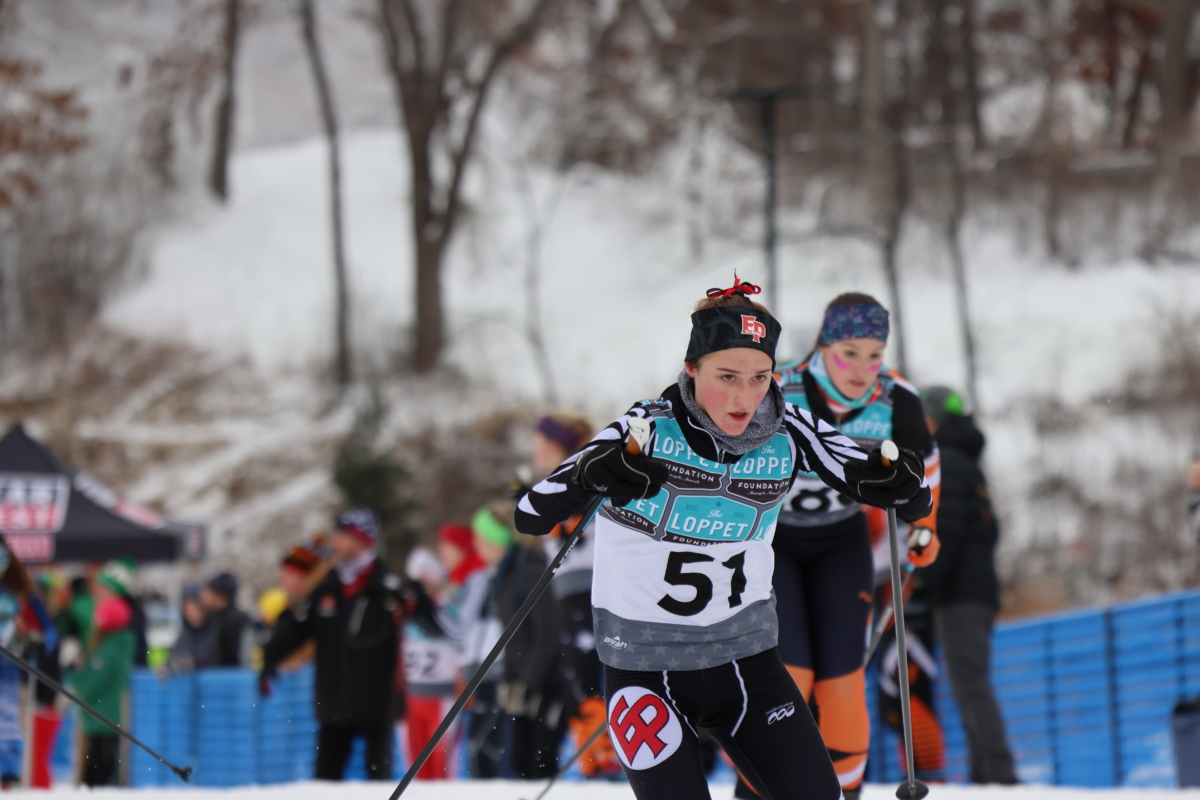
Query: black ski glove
843,446,928,514
571,442,669,505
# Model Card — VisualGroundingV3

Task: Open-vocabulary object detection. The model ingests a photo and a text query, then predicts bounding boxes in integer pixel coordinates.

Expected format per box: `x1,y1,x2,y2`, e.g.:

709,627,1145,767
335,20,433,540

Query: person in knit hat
916,386,1017,784
164,585,212,674
431,521,500,777
436,524,486,588
200,571,252,667
71,594,135,786
261,507,419,781
93,558,149,668
475,503,565,779
278,537,329,604
264,538,331,672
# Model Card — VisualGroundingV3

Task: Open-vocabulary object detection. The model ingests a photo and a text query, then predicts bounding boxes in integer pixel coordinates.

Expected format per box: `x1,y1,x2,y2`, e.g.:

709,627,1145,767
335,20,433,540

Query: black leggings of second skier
604,647,841,800
772,515,874,678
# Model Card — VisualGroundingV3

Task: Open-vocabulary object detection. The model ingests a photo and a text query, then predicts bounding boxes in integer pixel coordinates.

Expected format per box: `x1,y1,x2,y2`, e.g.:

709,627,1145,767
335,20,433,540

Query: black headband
685,307,782,366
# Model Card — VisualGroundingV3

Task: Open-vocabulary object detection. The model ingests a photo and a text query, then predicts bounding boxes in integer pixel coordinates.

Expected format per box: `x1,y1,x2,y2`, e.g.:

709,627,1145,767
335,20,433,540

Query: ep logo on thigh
607,686,683,770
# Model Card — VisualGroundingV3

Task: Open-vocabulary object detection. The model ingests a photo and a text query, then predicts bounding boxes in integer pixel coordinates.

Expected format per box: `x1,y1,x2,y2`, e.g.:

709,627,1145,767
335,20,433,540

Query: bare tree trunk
1122,45,1150,148
881,122,910,377
1034,0,1063,260
514,159,563,404
926,0,952,123
208,0,240,201
401,97,444,371
377,0,556,373
404,104,445,374
862,0,910,375
1160,0,1192,138
298,0,352,386
960,0,985,146
946,141,979,410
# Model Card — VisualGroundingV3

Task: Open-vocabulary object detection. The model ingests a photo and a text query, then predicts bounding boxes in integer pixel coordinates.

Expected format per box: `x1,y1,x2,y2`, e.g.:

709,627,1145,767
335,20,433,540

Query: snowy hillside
108,127,1200,409
100,124,1200,603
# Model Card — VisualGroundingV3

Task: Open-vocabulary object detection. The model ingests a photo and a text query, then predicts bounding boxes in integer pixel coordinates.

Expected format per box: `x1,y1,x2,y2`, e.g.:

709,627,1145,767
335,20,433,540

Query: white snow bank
108,129,1200,415
104,126,1200,560
8,782,1200,800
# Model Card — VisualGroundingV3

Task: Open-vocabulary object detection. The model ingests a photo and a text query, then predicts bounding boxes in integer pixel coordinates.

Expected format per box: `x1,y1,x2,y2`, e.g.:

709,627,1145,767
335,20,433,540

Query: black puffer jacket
915,414,1001,609
492,541,564,696
262,559,432,725
207,605,252,667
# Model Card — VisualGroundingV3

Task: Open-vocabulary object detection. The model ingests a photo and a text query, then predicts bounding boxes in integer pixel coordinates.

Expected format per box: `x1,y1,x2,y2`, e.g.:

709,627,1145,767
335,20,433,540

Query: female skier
733,292,941,800
515,278,932,800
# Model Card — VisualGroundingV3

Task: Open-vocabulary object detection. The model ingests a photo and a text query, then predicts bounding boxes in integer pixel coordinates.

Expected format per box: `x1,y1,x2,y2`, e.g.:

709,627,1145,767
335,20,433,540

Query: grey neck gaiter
677,371,786,457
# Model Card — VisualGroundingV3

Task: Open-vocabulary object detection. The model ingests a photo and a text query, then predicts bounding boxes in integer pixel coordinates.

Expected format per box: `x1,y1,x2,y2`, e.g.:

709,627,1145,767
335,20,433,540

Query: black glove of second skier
572,442,669,504
843,446,928,515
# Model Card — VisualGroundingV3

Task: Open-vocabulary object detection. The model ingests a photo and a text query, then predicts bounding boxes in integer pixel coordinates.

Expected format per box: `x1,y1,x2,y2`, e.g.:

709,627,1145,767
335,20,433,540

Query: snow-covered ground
9,782,1200,800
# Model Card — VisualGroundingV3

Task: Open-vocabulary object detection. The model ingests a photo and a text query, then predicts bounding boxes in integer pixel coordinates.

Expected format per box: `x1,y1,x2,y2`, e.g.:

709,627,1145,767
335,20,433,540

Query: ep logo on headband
741,315,767,343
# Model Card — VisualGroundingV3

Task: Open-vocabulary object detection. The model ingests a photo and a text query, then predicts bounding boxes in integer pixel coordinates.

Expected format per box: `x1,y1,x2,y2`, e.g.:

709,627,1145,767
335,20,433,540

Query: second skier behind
735,292,942,799
516,278,932,800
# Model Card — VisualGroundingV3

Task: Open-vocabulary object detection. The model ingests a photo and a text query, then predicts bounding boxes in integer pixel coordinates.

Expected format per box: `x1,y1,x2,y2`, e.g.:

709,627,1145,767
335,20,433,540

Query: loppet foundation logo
607,686,683,770
740,315,767,343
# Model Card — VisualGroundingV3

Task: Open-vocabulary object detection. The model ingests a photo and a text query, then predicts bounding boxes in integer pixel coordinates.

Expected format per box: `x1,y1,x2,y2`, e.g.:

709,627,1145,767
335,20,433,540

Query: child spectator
165,585,211,673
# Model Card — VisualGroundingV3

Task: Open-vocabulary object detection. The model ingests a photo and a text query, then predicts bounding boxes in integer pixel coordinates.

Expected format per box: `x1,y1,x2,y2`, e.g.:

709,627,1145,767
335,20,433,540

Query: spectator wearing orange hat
71,573,135,787
261,539,329,672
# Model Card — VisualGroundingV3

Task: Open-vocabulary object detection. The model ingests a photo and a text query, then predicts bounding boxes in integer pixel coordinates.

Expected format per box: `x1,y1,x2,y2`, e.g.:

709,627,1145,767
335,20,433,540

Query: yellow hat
258,587,290,625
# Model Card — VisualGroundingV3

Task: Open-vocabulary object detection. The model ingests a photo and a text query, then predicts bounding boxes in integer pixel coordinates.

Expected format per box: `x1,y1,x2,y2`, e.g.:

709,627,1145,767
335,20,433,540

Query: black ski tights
604,647,842,800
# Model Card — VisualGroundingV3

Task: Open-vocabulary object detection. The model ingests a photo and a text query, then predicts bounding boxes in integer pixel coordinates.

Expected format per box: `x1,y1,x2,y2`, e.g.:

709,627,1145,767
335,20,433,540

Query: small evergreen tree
331,397,415,560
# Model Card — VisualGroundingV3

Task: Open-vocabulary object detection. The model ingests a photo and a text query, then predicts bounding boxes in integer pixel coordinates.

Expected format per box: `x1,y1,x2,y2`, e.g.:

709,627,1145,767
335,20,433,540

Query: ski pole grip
880,439,899,468
626,417,650,456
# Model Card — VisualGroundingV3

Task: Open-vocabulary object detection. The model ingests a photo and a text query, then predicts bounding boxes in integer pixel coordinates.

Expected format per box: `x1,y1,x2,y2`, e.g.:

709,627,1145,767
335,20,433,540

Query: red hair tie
706,276,762,299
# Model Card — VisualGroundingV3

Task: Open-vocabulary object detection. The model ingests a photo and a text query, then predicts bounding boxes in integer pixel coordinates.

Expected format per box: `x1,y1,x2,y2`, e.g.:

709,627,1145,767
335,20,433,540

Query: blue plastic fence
866,587,1200,787
124,587,1200,788
128,667,406,787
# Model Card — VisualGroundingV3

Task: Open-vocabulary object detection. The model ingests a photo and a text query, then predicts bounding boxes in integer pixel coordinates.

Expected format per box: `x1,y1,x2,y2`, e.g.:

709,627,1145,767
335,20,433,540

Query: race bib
403,637,459,686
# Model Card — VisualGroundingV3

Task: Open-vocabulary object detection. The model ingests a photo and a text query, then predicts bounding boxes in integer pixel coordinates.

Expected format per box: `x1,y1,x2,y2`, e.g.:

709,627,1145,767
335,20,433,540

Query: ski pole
864,571,914,666
389,418,651,798
880,440,929,800
0,641,192,783
522,721,609,800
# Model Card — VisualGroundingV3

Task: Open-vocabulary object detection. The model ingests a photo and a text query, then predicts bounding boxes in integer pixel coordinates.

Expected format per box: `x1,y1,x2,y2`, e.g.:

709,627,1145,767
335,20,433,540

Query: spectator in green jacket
72,591,135,786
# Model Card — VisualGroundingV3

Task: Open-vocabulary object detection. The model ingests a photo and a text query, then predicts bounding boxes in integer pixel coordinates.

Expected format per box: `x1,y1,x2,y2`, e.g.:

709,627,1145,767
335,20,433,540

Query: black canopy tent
0,424,204,563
